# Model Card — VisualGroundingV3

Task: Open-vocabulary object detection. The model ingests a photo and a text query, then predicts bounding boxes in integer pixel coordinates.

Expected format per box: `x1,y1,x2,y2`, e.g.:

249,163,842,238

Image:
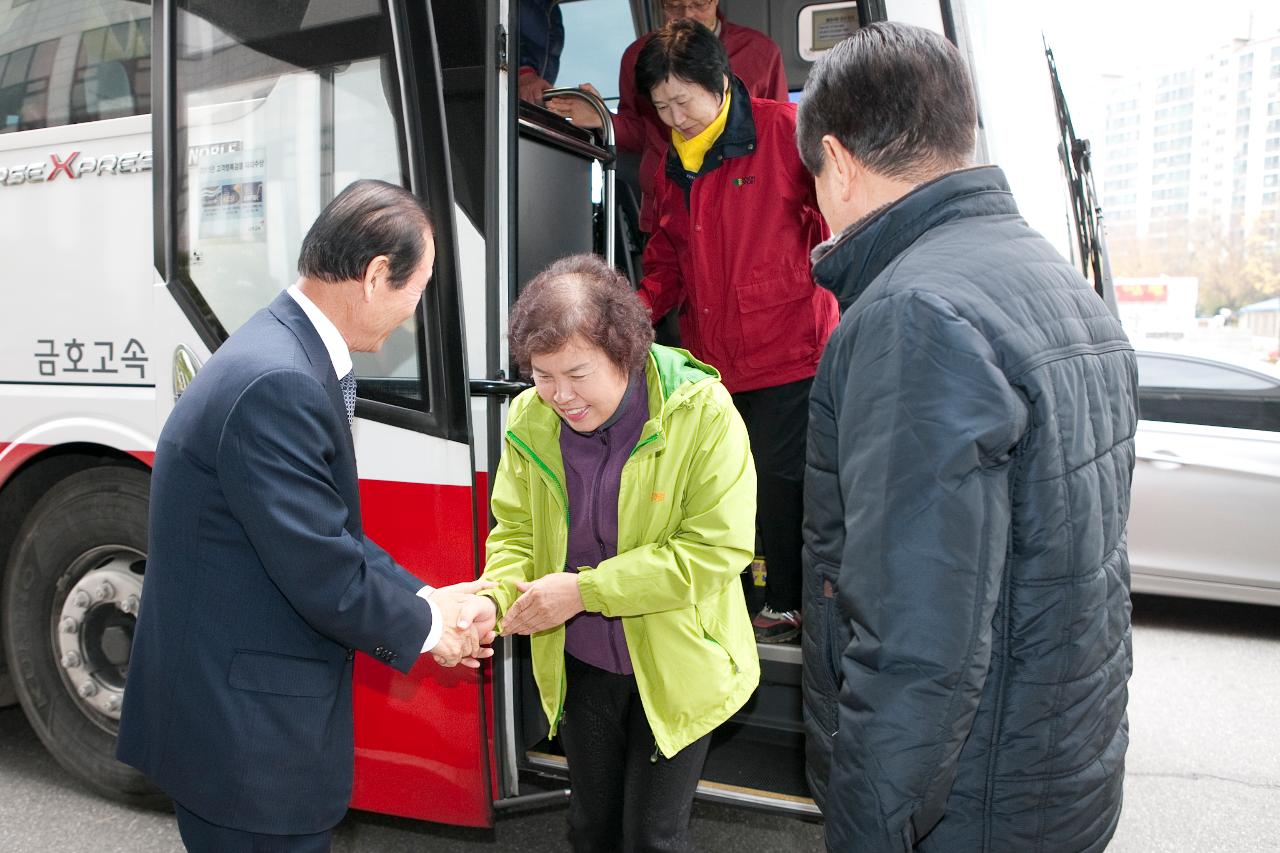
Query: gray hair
797,22,977,181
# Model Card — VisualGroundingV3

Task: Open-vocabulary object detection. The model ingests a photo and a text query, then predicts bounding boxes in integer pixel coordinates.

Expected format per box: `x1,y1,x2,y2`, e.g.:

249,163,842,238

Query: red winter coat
615,15,788,233
637,82,837,394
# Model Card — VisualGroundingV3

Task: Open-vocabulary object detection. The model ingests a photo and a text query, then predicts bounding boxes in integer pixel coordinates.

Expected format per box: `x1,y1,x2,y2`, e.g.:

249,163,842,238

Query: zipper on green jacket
506,431,570,527
507,429,572,737
629,432,661,459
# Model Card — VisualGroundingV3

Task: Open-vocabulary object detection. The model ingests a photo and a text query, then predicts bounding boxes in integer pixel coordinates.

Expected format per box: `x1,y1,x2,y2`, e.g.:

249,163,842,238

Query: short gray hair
797,22,977,181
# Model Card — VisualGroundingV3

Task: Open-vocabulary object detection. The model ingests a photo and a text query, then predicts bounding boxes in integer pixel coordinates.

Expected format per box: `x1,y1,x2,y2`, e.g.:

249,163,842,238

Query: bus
0,0,1098,829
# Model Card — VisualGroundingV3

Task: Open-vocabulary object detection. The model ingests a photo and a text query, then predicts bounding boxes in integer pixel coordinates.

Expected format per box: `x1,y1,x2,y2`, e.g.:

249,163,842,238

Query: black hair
297,179,435,290
635,18,730,101
796,22,977,181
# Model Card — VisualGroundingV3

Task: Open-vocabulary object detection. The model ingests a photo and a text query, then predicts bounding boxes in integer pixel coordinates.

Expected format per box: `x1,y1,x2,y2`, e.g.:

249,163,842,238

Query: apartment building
1100,30,1280,248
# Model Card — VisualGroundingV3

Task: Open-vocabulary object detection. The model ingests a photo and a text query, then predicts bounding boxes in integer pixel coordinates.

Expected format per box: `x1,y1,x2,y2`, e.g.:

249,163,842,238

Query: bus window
0,0,148,133
0,38,57,132
71,18,151,124
556,0,637,107
171,1,437,411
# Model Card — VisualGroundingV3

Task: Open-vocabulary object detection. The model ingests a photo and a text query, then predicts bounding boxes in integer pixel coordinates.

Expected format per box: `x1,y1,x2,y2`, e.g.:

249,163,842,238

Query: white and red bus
0,0,1092,829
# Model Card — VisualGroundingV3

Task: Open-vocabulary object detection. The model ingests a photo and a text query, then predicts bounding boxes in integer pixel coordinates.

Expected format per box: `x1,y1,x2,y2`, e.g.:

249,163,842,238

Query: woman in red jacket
549,1,787,233
635,19,837,642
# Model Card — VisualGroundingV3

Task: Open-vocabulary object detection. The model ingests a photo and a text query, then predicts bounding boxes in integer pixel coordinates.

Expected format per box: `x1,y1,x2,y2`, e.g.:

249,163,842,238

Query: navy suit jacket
117,291,432,834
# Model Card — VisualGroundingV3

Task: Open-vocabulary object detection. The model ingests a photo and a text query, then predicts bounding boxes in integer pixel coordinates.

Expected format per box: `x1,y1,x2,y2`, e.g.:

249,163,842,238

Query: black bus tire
2,466,167,808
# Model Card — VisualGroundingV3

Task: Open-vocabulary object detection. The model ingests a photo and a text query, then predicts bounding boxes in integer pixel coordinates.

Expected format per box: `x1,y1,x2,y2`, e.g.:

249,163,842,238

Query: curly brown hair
509,254,655,376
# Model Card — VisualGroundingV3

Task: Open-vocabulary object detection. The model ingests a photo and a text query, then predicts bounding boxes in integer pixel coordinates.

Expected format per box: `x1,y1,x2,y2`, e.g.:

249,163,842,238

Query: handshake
424,573,588,668
427,581,500,668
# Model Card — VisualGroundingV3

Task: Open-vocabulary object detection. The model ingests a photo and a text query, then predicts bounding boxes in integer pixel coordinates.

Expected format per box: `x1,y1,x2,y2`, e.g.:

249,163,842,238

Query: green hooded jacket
481,344,760,757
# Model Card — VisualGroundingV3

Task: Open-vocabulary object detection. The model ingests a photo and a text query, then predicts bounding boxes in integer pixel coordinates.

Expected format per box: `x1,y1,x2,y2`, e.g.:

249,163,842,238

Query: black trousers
175,803,334,853
731,377,810,613
560,655,711,853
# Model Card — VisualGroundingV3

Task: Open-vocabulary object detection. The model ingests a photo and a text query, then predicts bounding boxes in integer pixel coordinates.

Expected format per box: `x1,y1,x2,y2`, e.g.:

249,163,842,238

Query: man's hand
518,68,553,104
501,573,585,636
546,83,604,129
429,581,498,668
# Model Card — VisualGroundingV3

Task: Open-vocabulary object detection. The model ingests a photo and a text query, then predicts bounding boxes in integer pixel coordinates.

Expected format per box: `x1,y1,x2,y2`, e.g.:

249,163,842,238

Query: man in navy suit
117,180,495,852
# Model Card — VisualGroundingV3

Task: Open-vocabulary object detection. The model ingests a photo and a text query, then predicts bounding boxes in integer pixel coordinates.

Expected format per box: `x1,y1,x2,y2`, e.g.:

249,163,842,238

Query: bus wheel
2,466,165,807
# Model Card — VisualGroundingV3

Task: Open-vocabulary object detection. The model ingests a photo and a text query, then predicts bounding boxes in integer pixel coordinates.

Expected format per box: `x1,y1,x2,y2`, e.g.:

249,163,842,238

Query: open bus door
152,0,493,826
497,0,1103,820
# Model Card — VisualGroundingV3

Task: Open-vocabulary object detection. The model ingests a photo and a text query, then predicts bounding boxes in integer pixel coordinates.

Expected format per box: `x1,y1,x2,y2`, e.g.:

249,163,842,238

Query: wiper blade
1045,39,1117,311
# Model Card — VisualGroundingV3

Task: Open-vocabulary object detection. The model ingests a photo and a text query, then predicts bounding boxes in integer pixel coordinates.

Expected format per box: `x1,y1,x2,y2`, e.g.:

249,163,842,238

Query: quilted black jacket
802,166,1136,852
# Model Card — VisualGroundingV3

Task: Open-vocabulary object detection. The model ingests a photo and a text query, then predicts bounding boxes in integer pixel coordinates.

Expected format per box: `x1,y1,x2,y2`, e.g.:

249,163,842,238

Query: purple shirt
560,371,648,674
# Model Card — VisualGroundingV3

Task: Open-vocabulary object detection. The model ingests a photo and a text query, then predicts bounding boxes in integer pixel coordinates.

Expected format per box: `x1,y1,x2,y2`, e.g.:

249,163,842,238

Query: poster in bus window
199,148,266,240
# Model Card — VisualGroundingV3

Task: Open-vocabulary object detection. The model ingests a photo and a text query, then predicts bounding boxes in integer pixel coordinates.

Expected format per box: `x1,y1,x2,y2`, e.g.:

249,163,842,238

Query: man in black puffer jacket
796,23,1136,852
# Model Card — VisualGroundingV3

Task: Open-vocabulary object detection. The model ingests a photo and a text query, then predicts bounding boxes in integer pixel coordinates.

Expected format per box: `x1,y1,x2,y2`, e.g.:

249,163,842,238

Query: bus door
509,0,1087,820
154,0,492,827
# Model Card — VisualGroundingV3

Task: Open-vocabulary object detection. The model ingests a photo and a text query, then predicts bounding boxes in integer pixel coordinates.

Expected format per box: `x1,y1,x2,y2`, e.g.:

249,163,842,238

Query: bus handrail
542,87,616,268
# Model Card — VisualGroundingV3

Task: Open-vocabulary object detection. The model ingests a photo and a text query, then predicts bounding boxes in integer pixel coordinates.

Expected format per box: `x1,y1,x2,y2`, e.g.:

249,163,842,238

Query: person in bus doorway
626,19,837,643
547,0,787,236
518,0,564,103
116,180,497,853
796,23,1136,852
469,254,760,852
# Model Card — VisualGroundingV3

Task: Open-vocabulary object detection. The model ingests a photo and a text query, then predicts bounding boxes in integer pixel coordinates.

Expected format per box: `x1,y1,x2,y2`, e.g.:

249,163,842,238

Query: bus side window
170,2,448,421
0,39,58,132
0,2,150,134
71,19,150,124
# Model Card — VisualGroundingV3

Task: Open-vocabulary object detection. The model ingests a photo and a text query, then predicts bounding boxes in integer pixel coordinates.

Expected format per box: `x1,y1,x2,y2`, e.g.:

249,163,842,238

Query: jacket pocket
808,596,843,694
802,594,844,739
693,602,739,673
228,650,338,698
736,263,819,369
737,262,813,312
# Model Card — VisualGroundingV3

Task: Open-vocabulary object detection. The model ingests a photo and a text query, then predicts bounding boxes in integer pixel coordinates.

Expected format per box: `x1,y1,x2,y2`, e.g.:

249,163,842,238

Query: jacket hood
506,344,720,452
810,165,1018,311
647,342,720,406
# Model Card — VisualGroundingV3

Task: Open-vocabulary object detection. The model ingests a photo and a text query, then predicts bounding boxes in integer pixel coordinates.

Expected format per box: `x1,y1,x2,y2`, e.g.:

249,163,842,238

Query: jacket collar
810,165,1017,310
665,74,756,185
267,290,349,430
286,284,352,379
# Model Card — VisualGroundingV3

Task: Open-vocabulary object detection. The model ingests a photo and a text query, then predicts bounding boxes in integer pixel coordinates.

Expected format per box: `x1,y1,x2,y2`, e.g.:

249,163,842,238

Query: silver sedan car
1129,351,1280,605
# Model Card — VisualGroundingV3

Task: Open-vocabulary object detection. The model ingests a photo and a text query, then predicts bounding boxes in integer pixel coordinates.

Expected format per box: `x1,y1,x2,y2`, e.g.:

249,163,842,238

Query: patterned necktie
339,370,357,428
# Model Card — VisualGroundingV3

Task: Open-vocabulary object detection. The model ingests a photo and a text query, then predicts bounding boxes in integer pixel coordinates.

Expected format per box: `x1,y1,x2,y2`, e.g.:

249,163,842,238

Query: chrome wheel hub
55,550,144,726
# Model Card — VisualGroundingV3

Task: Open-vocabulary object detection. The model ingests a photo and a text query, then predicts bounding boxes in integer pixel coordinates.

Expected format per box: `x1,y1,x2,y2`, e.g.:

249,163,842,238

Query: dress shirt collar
287,283,353,380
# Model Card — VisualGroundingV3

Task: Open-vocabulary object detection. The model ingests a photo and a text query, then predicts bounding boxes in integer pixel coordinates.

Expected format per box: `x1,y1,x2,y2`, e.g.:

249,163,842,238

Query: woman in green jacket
471,253,758,852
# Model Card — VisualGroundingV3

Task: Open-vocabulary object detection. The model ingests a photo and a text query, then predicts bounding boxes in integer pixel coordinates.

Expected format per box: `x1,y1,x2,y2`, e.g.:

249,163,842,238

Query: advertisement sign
199,148,266,240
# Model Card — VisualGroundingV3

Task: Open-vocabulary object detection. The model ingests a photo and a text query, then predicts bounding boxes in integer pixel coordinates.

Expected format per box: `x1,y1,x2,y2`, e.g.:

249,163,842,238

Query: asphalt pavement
0,593,1276,852
1105,594,1280,853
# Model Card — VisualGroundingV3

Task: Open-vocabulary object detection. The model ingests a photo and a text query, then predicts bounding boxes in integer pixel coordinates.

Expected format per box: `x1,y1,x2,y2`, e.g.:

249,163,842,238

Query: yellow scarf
671,85,732,174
